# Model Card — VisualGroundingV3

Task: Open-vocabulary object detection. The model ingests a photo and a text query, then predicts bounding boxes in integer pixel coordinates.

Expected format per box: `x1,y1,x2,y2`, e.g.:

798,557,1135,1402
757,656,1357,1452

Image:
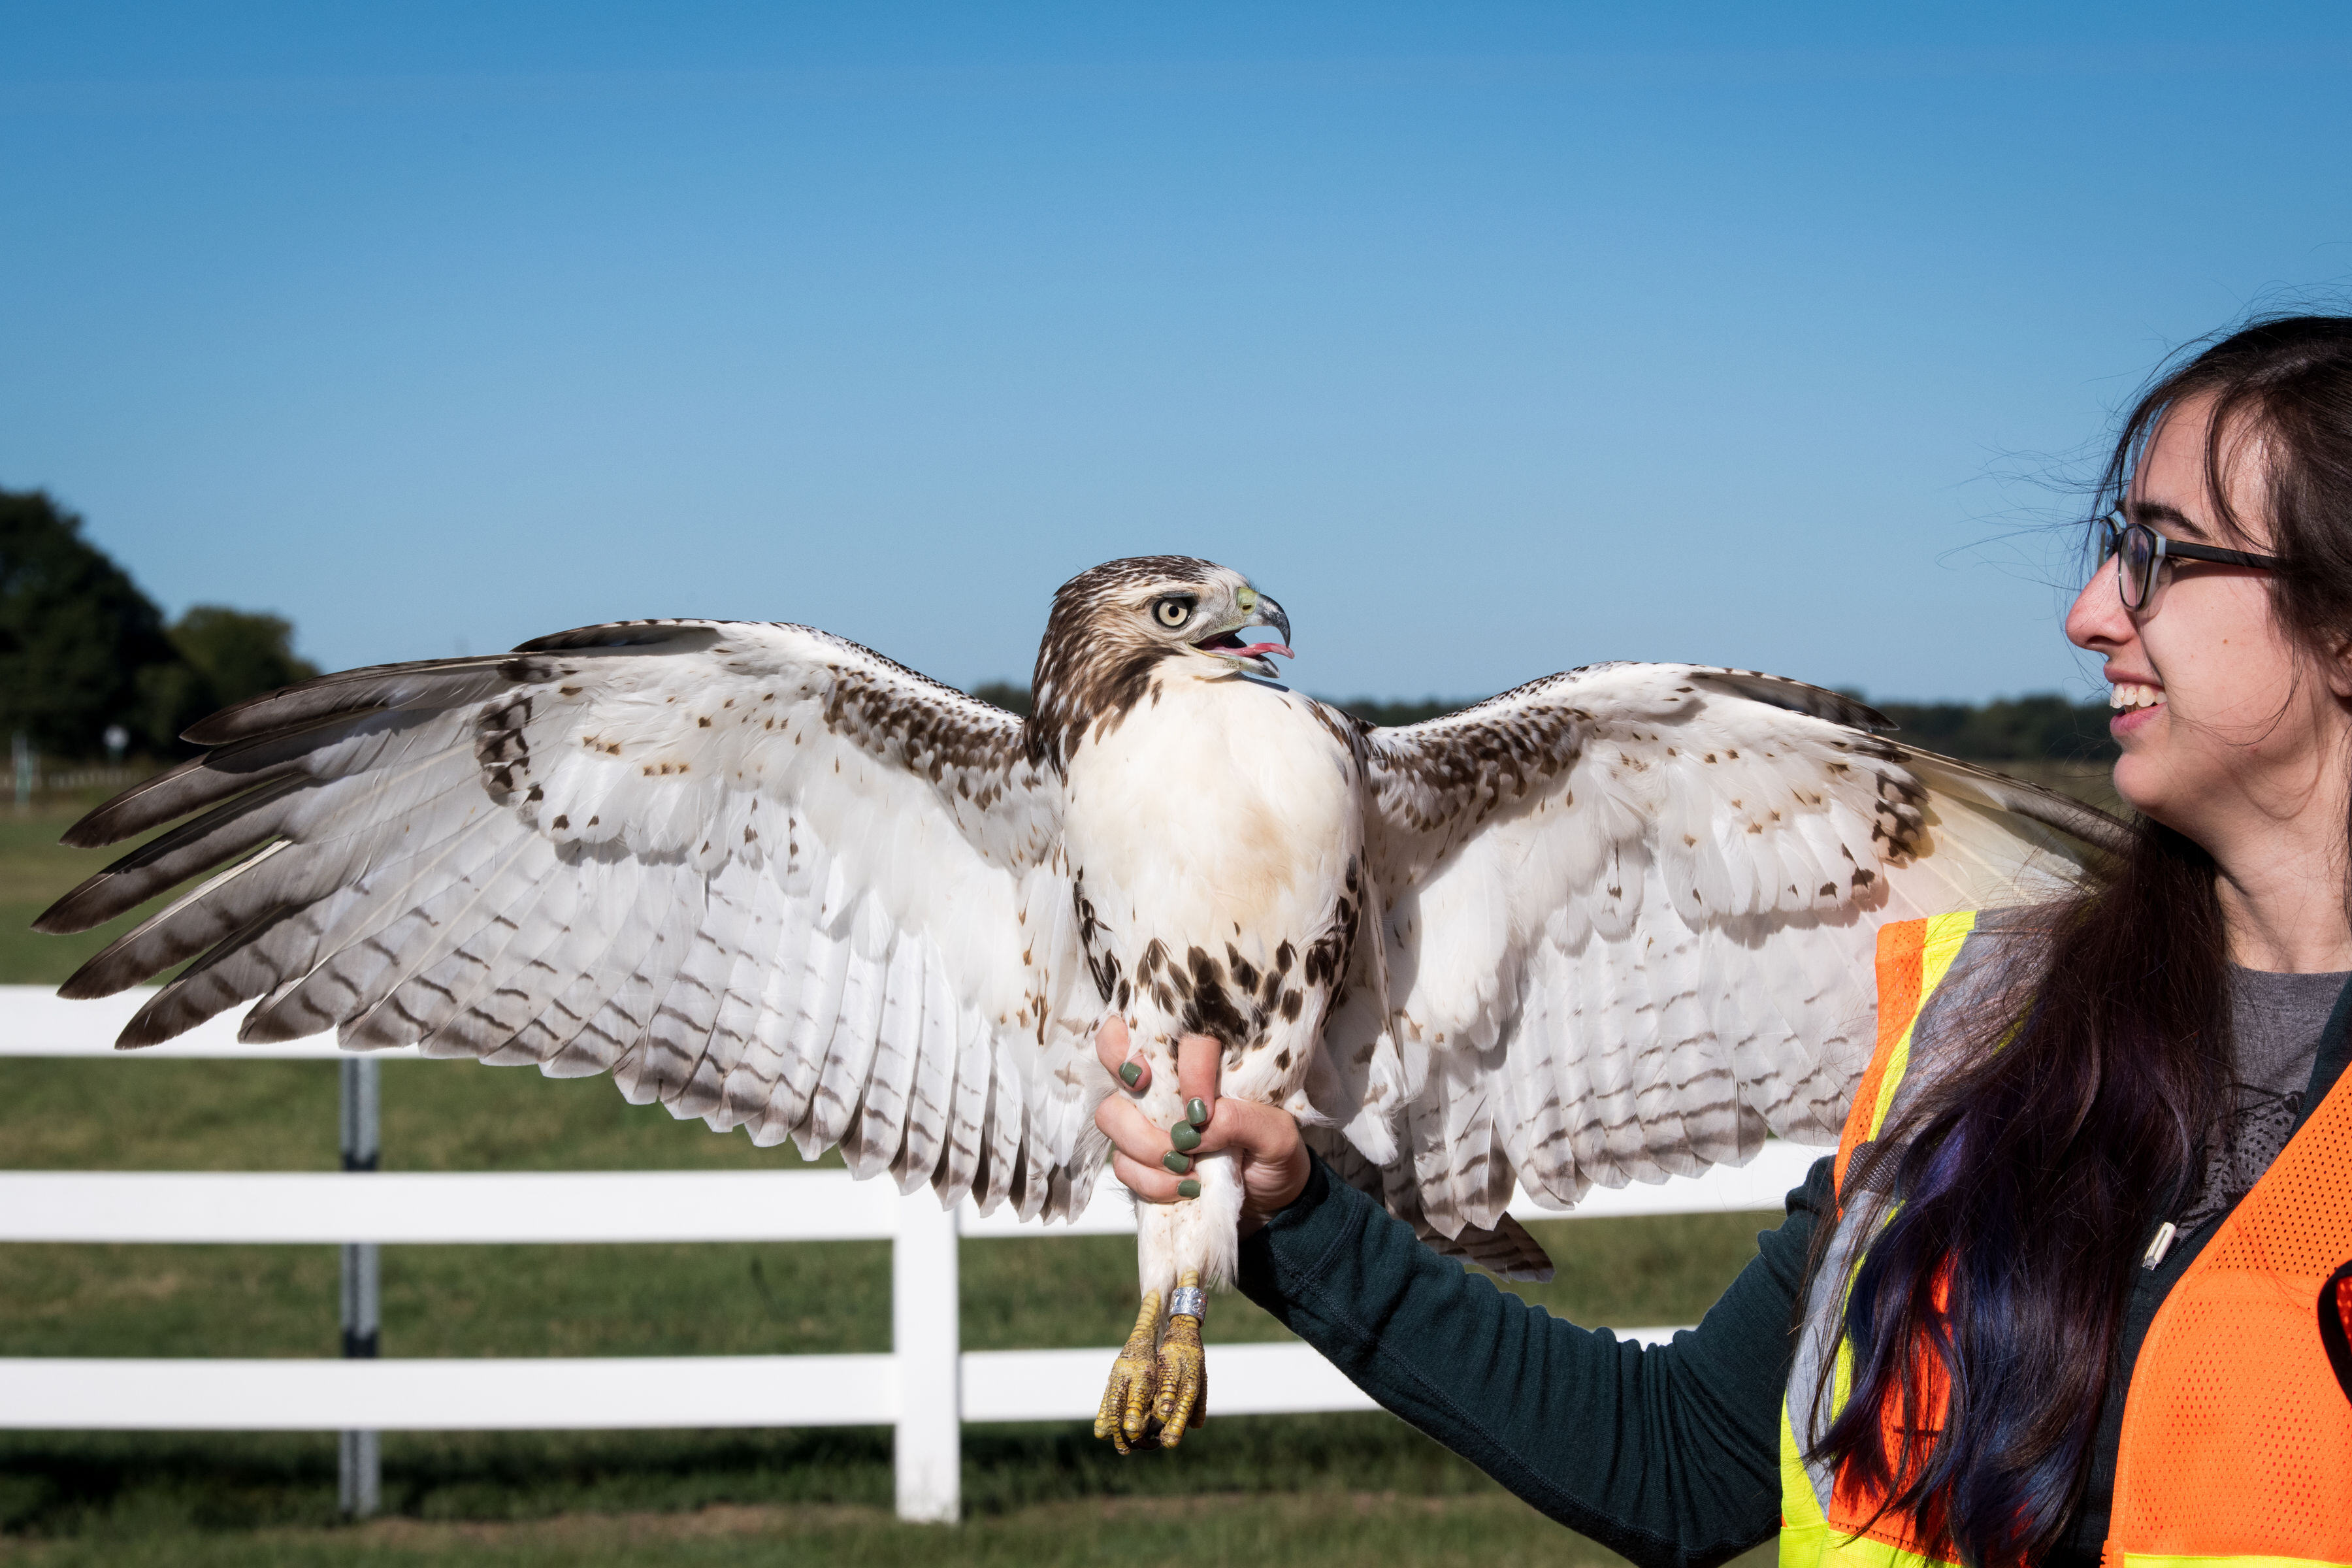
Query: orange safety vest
1779,911,2352,1568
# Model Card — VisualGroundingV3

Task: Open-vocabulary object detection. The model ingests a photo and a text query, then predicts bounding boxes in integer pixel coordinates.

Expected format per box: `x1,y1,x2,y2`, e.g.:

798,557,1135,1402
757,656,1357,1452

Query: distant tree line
966,683,2118,765
1334,693,2118,761
1863,694,2117,764
1,488,319,761
970,681,1033,717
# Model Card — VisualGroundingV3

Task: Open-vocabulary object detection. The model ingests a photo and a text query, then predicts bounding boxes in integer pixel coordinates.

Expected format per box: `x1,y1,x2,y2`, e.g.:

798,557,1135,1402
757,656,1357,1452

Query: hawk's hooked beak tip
1240,596,1292,677
1195,594,1293,676
1250,596,1293,665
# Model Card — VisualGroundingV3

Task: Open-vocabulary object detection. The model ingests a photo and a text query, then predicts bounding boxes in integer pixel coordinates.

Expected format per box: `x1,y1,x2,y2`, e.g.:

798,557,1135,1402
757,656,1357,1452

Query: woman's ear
2328,636,2352,701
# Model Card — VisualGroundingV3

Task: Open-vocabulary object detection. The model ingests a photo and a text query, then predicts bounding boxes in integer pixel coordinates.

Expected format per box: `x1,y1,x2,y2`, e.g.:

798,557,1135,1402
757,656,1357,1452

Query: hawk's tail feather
1420,1213,1554,1282
1305,1127,1556,1282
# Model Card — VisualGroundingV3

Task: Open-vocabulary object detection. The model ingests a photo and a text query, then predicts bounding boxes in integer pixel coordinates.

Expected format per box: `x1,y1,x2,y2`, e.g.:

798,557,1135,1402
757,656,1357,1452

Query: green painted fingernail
1186,1097,1209,1127
1177,1179,1201,1199
1162,1151,1192,1175
1119,1062,1141,1088
1170,1121,1201,1152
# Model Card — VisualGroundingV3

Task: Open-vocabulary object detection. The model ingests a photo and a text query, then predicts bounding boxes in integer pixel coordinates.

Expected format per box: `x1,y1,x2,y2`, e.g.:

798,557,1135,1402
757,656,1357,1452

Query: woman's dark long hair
1808,314,2352,1566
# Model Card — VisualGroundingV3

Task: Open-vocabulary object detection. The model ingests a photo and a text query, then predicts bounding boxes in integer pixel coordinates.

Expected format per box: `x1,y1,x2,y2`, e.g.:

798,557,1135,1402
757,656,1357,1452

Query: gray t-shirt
2174,965,2344,1236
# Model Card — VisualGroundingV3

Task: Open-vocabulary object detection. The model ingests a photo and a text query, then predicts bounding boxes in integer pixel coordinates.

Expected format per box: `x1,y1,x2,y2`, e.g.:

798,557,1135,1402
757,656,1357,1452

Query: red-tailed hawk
39,555,2119,1452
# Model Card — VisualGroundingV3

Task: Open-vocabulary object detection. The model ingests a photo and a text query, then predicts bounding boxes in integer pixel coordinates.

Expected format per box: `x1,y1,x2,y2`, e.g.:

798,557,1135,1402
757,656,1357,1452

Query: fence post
891,1188,960,1524
338,1056,381,1518
10,732,30,808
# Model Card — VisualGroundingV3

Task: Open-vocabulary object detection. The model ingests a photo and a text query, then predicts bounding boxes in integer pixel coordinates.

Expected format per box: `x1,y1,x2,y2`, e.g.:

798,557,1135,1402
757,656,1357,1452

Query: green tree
1332,696,1460,727
133,605,320,750
1870,694,2117,763
1,488,325,760
970,681,1034,716
0,488,181,758
172,604,319,706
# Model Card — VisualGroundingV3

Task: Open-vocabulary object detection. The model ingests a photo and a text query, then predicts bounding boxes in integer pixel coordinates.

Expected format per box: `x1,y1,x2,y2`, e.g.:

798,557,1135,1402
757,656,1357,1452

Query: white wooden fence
0,985,1816,1523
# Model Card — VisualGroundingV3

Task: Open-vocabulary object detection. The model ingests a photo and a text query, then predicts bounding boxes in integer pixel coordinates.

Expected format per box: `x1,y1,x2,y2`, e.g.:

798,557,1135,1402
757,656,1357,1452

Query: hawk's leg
1152,1269,1207,1443
1094,1288,1162,1454
1098,1149,1241,1452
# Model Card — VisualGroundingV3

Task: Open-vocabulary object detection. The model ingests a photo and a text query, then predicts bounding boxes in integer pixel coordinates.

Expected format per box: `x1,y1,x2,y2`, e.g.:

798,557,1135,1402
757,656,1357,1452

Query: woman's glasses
2092,511,2283,610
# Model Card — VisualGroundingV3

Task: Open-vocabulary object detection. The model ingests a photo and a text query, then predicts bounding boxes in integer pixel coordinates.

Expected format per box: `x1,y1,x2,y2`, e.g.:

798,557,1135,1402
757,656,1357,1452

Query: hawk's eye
1153,597,1194,629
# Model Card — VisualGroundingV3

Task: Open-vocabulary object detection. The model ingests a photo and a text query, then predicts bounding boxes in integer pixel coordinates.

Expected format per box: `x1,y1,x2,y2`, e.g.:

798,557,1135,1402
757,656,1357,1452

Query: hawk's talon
1094,1290,1162,1455
1152,1271,1207,1445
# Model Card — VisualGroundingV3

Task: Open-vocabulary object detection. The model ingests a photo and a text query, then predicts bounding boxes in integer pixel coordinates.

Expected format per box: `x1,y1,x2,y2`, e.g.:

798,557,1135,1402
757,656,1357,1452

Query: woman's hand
1092,1017,1312,1233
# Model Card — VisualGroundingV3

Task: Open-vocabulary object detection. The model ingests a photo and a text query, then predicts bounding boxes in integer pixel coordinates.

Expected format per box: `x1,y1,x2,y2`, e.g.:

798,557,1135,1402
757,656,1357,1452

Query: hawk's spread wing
41,621,1105,1219
1328,663,2120,1241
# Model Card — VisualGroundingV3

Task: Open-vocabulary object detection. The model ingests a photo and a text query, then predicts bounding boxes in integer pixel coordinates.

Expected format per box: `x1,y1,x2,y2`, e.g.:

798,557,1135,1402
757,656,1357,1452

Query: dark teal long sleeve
1234,1154,1834,1568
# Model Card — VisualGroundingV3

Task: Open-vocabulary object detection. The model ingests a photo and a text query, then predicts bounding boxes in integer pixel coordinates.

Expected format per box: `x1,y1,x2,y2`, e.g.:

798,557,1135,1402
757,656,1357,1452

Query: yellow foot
1153,1270,1207,1446
1094,1290,1162,1455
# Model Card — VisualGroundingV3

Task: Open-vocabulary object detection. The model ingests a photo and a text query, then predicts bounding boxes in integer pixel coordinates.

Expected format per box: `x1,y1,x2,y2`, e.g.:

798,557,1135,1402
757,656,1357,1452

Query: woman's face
2064,391,2351,840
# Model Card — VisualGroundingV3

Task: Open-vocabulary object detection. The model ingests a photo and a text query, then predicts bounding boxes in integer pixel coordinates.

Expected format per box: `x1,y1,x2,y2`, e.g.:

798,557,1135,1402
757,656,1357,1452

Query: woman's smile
2106,676,2166,736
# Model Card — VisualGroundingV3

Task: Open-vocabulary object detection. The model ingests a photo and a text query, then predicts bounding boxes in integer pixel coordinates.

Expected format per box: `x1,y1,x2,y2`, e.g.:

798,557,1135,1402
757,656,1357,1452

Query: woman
1094,315,2352,1568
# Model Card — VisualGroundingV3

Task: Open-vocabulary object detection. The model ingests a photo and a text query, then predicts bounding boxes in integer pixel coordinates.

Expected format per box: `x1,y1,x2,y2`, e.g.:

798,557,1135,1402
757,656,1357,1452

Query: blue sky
6,4,2351,704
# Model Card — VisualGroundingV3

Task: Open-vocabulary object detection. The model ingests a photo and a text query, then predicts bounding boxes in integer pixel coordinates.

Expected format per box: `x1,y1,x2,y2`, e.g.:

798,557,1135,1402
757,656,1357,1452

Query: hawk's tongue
1233,642,1292,660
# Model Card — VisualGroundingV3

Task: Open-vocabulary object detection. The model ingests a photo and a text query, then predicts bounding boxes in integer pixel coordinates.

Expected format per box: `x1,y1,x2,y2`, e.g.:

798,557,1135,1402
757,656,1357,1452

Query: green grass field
0,792,1793,1565
0,800,155,987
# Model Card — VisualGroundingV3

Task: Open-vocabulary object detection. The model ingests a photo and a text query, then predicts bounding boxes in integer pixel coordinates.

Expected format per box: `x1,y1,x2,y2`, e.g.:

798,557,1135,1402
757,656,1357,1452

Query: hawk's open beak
1195,595,1292,678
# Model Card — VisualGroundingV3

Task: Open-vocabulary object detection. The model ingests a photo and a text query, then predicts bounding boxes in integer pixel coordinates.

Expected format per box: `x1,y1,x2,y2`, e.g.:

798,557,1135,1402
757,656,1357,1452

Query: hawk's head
1026,555,1292,767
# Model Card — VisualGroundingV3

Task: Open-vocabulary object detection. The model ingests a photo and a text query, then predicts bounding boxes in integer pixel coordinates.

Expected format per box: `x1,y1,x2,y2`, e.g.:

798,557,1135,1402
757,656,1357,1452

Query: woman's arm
1243,1147,1827,1568
1096,1024,1831,1568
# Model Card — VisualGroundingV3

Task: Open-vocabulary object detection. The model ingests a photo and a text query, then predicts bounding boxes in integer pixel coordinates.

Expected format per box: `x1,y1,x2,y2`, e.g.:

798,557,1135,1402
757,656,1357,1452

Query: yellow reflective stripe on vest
1865,911,1976,1141
1780,1403,1825,1535
1778,1522,1953,1568
1779,911,1982,1568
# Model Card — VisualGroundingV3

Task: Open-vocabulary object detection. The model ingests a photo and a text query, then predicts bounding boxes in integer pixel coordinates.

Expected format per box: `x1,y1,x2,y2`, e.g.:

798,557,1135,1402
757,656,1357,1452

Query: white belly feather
1062,669,1362,1101
1061,668,1364,1294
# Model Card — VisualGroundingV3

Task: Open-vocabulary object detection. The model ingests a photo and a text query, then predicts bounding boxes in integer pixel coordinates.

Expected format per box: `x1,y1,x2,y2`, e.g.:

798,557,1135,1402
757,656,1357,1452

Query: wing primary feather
180,656,523,747
1894,746,2127,855
37,775,316,933
61,840,299,1005
59,711,370,849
